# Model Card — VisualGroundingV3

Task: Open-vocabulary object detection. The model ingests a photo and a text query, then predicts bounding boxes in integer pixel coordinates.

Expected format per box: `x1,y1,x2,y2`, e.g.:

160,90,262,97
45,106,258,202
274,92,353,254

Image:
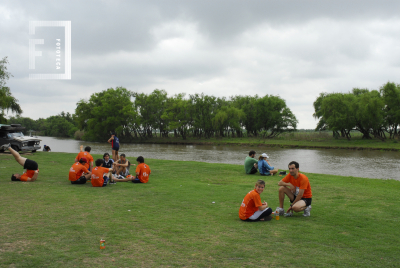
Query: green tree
162,93,193,140
75,87,137,141
380,82,400,138
0,57,22,123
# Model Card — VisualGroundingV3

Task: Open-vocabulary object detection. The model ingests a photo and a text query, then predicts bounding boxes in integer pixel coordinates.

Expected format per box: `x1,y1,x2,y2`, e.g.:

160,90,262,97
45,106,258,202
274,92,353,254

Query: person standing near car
108,132,120,162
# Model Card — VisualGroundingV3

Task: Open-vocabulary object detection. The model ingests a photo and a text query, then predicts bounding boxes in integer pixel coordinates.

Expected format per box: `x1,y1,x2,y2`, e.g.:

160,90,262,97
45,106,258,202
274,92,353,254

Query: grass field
1,152,400,267
131,132,400,151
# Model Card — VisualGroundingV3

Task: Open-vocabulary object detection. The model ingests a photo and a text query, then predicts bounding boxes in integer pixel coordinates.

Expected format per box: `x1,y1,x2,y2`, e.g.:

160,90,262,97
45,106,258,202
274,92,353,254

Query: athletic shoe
275,207,285,216
109,181,116,185
284,211,293,217
303,205,312,217
1,143,11,150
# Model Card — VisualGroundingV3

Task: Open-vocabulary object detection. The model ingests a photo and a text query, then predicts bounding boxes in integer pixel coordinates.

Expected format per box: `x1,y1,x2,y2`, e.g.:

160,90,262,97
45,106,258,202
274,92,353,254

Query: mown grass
137,132,400,151
0,152,399,267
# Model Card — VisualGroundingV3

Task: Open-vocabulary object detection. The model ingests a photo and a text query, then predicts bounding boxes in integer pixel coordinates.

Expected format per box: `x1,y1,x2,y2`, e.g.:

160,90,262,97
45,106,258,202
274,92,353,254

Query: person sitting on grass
102,153,114,168
111,156,151,183
1,143,39,182
91,159,114,187
239,179,273,221
75,145,94,171
69,157,92,184
258,153,278,176
244,150,258,174
276,161,313,217
113,153,133,177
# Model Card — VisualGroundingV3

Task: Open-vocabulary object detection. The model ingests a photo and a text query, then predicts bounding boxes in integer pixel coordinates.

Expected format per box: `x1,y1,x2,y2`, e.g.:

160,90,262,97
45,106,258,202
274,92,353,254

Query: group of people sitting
0,142,151,187
68,145,151,187
244,150,278,176
240,150,313,220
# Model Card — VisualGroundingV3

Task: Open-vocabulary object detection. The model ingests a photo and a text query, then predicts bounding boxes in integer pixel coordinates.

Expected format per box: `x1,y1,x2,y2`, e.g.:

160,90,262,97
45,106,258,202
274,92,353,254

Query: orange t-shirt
20,169,37,181
91,166,110,187
76,152,94,170
69,163,89,181
282,173,312,198
239,189,262,220
136,163,151,183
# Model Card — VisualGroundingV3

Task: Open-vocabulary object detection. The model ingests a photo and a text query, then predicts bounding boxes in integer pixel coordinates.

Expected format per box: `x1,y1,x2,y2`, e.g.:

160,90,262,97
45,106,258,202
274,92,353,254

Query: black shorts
131,177,142,183
71,176,87,184
249,166,258,174
290,195,312,207
24,159,38,170
112,147,119,152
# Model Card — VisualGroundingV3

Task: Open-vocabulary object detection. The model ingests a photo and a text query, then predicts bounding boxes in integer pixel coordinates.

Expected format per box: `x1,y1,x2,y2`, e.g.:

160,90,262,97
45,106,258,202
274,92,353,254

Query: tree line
313,82,400,140
75,87,298,141
8,88,298,141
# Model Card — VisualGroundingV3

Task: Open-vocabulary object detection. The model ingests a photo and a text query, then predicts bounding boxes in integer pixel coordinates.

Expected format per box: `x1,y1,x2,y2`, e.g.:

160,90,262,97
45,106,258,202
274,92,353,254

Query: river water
36,136,400,180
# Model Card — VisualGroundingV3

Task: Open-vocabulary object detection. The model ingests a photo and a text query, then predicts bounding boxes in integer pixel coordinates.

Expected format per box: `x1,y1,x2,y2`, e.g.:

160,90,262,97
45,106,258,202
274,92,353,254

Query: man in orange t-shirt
111,156,151,184
75,145,94,171
1,144,39,182
69,158,91,184
91,159,113,187
239,179,273,221
276,161,313,217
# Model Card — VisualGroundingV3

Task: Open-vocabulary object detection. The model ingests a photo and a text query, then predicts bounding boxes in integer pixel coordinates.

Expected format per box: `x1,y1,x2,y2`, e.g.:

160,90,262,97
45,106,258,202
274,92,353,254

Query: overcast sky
1,0,400,129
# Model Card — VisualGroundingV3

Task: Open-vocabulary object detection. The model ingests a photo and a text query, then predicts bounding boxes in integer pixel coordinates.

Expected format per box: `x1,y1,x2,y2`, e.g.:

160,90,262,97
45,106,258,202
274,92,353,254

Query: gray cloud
1,0,400,128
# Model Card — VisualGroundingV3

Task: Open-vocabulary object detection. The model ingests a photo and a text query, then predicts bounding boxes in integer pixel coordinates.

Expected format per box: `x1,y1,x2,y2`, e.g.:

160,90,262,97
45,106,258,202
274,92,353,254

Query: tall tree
0,57,22,123
75,87,137,141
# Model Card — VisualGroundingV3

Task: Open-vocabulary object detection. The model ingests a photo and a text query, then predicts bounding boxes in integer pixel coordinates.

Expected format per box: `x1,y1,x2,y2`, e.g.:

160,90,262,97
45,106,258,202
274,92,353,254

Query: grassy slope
132,132,400,151
0,152,399,267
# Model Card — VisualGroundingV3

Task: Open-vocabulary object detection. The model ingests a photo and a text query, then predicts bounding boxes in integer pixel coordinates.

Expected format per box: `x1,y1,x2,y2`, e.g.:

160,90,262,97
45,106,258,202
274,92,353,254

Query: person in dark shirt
102,152,114,168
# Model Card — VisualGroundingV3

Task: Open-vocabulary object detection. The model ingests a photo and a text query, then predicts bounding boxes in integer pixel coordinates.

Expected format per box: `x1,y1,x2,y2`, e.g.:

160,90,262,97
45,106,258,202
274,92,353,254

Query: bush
74,130,85,140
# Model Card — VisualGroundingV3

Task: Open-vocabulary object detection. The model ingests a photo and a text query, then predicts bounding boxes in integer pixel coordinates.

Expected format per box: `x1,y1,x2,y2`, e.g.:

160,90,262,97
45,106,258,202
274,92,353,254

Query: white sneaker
275,207,285,216
284,211,293,217
303,205,312,217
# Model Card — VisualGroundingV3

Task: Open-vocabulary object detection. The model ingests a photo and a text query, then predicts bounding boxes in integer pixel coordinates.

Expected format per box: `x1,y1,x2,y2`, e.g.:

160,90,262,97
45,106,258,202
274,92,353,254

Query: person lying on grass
75,145,94,171
239,179,273,222
276,161,313,217
111,156,151,184
1,143,39,182
258,153,278,176
91,159,114,187
69,157,92,184
113,153,133,177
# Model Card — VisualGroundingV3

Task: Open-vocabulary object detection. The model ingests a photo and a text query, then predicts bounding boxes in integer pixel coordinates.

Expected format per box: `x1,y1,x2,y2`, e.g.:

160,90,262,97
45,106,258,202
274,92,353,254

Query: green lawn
1,152,399,267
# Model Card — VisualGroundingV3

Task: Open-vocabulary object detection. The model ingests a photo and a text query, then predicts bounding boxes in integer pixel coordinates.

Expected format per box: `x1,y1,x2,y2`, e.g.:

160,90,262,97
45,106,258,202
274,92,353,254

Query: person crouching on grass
111,156,151,184
239,180,273,222
69,157,91,184
1,143,39,182
91,159,113,187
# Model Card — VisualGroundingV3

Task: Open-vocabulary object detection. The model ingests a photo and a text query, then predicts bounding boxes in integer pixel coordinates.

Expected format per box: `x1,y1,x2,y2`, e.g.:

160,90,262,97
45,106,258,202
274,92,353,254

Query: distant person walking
244,150,258,174
108,132,120,161
1,143,39,182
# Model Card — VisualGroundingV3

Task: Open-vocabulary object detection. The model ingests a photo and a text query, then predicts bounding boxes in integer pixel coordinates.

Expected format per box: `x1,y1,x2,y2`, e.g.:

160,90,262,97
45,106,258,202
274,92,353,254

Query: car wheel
32,150,36,153
11,145,19,151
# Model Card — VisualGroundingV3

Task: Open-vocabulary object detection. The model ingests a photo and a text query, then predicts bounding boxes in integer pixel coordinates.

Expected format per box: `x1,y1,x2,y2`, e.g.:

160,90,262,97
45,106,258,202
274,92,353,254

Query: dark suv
0,124,41,152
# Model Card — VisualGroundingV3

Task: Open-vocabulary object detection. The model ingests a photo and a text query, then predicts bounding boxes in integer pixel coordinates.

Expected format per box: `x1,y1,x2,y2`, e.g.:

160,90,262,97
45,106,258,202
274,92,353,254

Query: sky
1,0,400,129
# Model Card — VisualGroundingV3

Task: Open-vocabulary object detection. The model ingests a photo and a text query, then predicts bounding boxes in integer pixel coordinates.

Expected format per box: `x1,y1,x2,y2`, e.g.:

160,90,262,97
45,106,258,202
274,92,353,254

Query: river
36,136,400,180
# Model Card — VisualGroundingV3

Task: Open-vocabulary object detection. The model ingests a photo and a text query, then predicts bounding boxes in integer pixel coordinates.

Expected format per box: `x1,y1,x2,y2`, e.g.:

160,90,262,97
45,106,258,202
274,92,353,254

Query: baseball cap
80,157,88,163
261,153,269,158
